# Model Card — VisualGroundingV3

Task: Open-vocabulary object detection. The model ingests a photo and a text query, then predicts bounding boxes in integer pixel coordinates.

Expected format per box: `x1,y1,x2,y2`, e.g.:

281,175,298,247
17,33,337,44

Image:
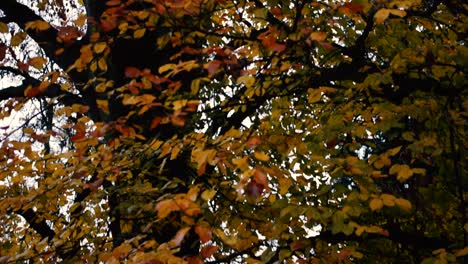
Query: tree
0,0,466,262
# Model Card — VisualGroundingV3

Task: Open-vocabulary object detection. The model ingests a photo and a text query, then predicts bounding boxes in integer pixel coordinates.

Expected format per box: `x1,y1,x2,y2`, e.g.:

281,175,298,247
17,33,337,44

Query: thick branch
0,77,81,107
0,0,83,70
15,208,55,240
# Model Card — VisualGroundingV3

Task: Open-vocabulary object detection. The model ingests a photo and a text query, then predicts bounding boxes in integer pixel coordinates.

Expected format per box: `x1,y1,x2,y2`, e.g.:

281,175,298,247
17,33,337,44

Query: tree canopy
0,0,466,263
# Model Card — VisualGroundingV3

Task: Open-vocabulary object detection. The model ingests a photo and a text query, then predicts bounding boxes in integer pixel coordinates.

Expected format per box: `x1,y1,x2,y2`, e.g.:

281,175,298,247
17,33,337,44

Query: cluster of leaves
0,0,466,263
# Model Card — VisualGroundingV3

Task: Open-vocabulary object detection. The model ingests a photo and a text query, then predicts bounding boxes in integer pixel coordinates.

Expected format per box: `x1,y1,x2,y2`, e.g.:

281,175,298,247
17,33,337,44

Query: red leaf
344,3,364,13
204,60,222,75
246,180,264,199
71,131,86,142
195,225,212,243
125,66,141,78
150,116,162,130
106,0,121,6
0,43,6,61
201,245,218,259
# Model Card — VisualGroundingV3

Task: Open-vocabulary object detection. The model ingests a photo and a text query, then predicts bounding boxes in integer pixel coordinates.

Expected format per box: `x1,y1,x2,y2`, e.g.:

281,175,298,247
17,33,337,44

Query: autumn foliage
0,0,466,263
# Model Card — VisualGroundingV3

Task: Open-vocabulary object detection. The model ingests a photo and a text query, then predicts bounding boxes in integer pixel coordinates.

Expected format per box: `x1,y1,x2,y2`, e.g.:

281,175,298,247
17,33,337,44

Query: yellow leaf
380,194,395,207
389,9,406,18
369,198,383,211
96,99,109,114
232,156,250,171
95,82,107,93
112,243,132,259
25,20,50,31
159,63,177,74
98,58,107,71
396,164,413,182
307,88,322,103
134,28,146,39
253,151,270,162
187,186,200,201
172,100,187,111
412,168,426,175
0,22,8,33
236,75,255,88
170,145,181,160
309,31,327,42
389,164,401,175
455,247,468,257
387,146,401,156
201,189,217,201
23,127,34,134
28,57,47,70
395,198,412,212
93,42,107,54
11,32,27,47
374,8,390,24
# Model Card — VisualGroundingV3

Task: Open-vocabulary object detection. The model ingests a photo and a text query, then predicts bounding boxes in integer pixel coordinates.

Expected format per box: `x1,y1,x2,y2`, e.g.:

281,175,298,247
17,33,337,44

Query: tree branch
0,0,83,70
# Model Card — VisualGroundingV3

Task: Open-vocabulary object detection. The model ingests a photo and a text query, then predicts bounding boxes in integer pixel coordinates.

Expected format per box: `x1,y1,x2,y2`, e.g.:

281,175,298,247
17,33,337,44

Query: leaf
396,165,413,182
98,58,108,71
159,63,177,74
374,9,390,24
112,243,132,259
25,20,50,31
342,2,364,13
232,156,249,171
380,194,395,206
387,146,402,156
309,32,327,42
0,22,8,33
254,151,270,161
247,136,262,148
134,28,146,39
156,199,179,219
389,9,406,18
96,99,109,113
237,75,255,88
455,247,468,257
201,245,218,259
93,42,107,53
11,32,27,47
28,57,47,69
246,180,264,199
369,198,383,211
124,67,141,78
0,43,6,61
395,198,412,212
195,224,212,243
308,88,322,103
201,189,216,201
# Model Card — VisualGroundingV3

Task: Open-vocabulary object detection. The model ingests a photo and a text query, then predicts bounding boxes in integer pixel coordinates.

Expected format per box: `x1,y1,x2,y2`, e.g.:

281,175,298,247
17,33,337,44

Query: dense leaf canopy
0,0,466,263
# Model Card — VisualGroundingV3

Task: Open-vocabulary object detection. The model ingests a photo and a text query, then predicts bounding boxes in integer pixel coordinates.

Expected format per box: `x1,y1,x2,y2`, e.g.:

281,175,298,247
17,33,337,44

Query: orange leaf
195,225,212,243
156,199,180,219
201,245,218,259
247,136,261,148
170,227,190,247
170,115,186,126
310,32,327,42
